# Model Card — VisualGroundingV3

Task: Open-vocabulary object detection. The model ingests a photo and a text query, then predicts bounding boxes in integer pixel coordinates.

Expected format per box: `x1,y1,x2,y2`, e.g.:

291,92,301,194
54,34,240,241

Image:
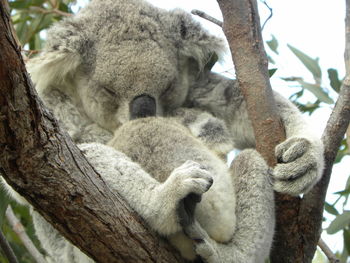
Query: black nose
130,94,156,120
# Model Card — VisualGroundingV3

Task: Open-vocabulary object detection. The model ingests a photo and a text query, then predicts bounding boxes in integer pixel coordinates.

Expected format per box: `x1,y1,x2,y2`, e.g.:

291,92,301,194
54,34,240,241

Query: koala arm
79,143,213,237
187,71,324,195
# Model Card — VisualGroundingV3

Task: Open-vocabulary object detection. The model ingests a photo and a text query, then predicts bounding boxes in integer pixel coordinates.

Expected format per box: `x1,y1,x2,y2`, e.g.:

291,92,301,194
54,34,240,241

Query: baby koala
108,111,236,262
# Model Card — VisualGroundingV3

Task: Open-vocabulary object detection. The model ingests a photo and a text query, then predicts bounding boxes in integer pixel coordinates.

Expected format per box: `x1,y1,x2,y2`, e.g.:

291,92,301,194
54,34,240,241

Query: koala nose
130,94,156,120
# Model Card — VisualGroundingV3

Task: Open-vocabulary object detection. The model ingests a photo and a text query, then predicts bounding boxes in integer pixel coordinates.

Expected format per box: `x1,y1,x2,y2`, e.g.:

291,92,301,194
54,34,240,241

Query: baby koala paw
169,160,214,199
168,161,213,227
152,161,213,236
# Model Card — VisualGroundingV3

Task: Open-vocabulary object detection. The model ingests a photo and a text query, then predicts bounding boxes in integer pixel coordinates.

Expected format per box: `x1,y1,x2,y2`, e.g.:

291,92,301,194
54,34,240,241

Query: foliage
9,0,76,55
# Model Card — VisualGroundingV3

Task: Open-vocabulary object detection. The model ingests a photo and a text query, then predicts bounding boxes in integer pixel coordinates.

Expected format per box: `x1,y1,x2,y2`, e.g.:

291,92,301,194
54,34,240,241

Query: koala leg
203,149,275,263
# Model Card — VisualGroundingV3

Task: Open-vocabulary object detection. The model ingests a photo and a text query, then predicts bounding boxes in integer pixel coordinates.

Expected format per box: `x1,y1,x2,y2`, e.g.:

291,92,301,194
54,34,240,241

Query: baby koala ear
27,16,91,94
163,9,225,73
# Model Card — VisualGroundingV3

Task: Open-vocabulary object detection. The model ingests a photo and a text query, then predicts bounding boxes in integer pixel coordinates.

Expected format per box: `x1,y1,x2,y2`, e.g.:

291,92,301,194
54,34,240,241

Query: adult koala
1,0,324,262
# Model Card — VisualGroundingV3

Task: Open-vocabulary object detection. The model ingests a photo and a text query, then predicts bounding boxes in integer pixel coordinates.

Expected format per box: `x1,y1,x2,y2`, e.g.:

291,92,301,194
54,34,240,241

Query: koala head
28,0,224,132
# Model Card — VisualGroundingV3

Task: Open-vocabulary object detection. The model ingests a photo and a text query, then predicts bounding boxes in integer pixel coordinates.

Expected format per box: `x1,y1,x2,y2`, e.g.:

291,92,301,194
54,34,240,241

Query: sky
74,0,349,255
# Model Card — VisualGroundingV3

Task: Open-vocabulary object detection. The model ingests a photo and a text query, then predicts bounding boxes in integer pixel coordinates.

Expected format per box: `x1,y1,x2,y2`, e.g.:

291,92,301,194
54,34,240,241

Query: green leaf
300,81,333,104
287,78,334,104
324,202,339,216
268,68,277,77
327,68,342,93
288,44,322,81
0,184,10,227
344,229,350,254
327,211,350,234
266,35,279,54
9,1,30,9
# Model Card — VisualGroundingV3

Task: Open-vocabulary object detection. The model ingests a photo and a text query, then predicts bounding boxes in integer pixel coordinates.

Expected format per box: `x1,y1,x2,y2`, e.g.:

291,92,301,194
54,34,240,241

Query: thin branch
28,6,72,17
318,238,339,263
297,1,350,261
260,0,273,30
191,9,223,27
6,206,47,263
0,227,19,263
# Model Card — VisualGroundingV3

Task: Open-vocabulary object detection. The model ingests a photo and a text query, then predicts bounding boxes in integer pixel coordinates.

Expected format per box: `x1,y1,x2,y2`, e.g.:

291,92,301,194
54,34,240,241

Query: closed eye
160,82,175,98
103,87,117,96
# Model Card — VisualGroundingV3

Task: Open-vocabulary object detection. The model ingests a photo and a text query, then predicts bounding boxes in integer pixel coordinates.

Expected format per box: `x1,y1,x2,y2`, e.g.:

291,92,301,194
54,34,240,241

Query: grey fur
0,0,324,262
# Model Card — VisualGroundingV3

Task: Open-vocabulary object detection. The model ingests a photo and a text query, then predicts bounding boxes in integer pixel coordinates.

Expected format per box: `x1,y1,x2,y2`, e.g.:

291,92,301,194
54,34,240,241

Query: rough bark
216,0,286,166
217,0,350,262
216,0,301,261
0,1,183,262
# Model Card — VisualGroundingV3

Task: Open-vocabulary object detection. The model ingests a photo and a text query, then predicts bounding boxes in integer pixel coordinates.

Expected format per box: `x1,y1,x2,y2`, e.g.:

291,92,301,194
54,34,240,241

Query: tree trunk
0,1,183,262
217,0,350,262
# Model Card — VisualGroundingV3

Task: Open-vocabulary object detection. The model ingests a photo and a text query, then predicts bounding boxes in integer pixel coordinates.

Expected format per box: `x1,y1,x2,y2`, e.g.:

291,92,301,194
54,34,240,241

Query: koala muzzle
130,94,156,119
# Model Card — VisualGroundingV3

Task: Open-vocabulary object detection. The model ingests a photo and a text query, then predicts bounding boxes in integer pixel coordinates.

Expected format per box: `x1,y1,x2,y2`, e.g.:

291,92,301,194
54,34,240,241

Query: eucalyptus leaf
288,44,322,81
268,68,277,77
324,202,339,216
9,1,30,9
328,68,342,93
327,211,350,234
266,35,279,54
297,80,333,104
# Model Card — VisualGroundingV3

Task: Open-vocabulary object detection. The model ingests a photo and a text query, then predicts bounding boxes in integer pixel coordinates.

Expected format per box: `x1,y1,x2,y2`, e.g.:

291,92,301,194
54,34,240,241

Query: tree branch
6,206,47,263
216,0,285,167
0,1,183,262
191,10,223,27
318,238,340,263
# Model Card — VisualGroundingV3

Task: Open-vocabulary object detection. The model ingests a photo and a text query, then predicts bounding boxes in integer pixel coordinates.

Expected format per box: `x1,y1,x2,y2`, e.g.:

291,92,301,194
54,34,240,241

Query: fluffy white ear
164,9,225,71
27,17,89,94
27,51,81,94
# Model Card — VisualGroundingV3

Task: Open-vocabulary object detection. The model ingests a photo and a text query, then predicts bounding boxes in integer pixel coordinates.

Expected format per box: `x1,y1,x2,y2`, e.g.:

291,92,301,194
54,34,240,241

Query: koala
0,0,324,262
107,112,274,262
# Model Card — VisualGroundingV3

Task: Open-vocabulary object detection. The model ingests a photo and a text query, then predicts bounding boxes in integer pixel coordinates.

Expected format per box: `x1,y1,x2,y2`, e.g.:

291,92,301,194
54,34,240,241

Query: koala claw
273,137,323,195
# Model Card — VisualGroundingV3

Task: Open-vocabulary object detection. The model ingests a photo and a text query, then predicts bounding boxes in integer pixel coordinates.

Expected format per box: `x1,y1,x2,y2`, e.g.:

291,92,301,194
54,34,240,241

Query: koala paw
169,161,213,227
273,137,323,196
169,160,214,199
152,161,213,236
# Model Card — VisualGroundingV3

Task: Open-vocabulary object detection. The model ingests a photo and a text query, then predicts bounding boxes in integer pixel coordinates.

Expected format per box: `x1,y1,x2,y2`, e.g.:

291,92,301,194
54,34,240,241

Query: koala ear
27,18,89,94
164,9,225,72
